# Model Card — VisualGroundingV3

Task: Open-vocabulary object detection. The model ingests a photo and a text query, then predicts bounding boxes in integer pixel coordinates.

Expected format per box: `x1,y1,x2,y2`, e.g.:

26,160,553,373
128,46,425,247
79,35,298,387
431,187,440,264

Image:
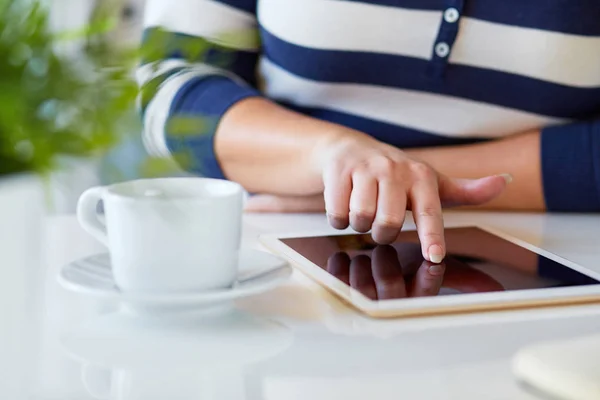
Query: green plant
0,0,138,177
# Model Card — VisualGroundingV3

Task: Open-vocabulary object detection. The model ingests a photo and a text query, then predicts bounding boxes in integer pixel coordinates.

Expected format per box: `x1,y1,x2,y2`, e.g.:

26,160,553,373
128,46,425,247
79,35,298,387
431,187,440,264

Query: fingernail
498,173,513,184
327,213,349,230
428,245,444,264
428,264,445,275
327,213,337,224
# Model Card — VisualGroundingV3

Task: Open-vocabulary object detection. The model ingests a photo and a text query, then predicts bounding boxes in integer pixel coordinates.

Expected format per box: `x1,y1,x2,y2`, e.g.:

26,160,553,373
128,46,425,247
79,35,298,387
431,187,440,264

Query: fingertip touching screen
281,227,600,301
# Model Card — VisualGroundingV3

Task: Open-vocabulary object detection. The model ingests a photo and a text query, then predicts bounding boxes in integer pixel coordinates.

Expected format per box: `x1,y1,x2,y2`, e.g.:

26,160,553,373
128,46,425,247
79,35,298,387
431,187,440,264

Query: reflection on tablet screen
281,227,600,301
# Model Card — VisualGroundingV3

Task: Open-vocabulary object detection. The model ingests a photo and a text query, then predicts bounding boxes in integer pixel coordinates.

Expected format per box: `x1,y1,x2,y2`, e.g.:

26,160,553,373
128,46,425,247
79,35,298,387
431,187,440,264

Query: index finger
409,177,446,264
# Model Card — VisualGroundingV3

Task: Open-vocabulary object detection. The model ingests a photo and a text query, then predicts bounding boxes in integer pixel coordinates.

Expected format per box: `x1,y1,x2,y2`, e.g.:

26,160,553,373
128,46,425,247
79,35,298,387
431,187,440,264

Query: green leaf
0,0,138,177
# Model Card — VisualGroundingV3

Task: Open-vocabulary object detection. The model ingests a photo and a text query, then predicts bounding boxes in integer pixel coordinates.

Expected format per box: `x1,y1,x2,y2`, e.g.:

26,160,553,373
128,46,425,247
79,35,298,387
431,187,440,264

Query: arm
406,130,545,211
139,0,361,194
408,119,600,212
139,0,264,179
243,130,540,212
215,97,352,195
140,0,509,257
247,120,600,214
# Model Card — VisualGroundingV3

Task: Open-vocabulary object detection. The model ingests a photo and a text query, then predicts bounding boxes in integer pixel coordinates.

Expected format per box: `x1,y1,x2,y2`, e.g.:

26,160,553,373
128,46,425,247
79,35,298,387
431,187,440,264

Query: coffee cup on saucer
77,178,244,294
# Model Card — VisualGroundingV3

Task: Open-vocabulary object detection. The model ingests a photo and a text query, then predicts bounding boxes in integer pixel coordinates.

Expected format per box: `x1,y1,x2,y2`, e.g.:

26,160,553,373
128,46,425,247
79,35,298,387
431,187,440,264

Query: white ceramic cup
77,178,244,293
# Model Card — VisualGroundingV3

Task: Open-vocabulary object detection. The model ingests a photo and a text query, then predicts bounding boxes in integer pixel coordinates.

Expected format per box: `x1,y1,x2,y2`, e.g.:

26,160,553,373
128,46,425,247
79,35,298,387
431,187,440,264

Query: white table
6,212,600,400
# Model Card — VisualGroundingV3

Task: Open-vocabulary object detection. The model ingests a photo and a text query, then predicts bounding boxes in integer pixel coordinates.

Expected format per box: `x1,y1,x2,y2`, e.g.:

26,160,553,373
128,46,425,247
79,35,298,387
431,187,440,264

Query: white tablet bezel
259,224,600,318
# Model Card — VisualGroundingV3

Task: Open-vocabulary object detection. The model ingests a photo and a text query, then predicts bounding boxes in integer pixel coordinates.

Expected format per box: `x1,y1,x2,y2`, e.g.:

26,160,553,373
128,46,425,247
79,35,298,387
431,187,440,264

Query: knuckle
422,230,443,238
418,207,442,218
350,209,376,220
375,214,405,227
328,158,350,176
370,157,395,178
421,231,443,242
410,162,435,180
352,159,371,172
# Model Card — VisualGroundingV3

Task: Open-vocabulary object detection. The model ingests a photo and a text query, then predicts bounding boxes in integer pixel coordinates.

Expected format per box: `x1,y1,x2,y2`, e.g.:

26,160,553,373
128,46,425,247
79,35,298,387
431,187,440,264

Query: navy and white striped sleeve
541,119,600,212
138,0,260,179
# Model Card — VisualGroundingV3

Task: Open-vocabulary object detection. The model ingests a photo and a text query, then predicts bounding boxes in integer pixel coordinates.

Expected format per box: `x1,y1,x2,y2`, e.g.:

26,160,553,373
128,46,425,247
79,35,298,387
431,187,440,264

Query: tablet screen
281,227,600,300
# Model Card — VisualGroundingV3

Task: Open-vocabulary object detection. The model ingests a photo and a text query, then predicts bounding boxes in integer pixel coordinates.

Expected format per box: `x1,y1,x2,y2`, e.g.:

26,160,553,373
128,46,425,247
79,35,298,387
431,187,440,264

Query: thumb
439,174,512,207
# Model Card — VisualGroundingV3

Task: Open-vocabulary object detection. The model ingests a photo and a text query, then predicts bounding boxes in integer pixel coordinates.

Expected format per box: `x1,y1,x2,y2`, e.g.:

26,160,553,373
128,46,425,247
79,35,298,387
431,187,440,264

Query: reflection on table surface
5,214,600,400
61,309,293,400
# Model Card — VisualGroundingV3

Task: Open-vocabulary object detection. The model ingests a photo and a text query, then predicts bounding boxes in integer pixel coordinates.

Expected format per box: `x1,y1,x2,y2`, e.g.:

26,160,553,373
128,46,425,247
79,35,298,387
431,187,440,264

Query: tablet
260,226,600,318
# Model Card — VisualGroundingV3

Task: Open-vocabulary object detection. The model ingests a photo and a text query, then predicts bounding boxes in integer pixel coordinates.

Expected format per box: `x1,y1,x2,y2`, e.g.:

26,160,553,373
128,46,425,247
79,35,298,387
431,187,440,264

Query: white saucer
58,248,292,310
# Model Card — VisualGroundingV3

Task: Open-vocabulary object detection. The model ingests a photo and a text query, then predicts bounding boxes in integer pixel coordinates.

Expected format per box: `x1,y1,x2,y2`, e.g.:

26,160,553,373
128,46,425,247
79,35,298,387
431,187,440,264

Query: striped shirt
139,0,600,211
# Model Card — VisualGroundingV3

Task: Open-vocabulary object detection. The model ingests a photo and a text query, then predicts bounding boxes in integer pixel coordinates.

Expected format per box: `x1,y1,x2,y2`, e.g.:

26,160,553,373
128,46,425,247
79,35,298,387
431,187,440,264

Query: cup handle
77,186,108,247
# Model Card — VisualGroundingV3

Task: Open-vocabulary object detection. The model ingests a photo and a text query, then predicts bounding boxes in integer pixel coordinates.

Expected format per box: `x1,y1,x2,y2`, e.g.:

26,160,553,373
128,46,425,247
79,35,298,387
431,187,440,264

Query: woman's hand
246,131,510,263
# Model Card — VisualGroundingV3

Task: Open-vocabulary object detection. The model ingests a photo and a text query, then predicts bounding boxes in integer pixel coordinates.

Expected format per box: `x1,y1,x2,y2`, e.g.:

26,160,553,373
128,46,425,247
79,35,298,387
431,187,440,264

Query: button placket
444,7,460,24
435,42,450,58
427,0,465,79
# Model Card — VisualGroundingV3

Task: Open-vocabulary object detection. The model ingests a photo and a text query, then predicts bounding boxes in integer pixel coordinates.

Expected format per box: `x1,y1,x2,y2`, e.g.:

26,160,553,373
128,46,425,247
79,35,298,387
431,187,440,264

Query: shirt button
435,42,450,58
444,7,460,23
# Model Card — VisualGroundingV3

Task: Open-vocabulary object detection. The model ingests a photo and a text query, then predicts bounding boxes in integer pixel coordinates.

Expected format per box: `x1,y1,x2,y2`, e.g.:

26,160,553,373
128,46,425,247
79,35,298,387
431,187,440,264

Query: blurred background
1,2,158,396
47,0,185,213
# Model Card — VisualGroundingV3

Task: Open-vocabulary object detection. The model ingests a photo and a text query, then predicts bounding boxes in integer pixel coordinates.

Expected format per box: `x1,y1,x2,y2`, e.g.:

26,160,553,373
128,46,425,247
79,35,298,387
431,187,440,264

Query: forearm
215,97,364,195
406,131,545,211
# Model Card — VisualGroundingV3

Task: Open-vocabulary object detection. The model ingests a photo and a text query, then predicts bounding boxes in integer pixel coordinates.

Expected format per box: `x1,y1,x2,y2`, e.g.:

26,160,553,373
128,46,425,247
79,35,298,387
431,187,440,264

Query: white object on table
513,334,600,400
6,211,600,400
260,225,600,318
0,175,45,400
76,179,245,293
58,249,292,313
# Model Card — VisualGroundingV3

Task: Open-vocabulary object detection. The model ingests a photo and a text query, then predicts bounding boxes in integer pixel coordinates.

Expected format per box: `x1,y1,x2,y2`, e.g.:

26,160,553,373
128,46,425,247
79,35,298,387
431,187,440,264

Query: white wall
50,0,145,45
